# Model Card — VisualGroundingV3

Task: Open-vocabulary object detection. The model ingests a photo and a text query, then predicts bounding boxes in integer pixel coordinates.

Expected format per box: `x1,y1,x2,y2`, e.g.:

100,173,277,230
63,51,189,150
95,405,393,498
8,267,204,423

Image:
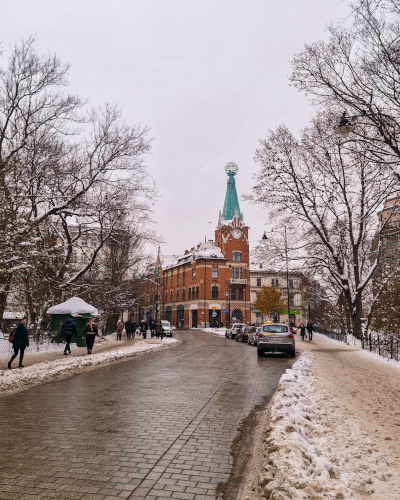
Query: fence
315,327,400,362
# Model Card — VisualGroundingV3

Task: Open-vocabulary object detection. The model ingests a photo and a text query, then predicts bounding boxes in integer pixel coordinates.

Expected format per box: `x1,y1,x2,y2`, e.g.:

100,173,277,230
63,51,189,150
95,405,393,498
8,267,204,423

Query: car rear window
262,325,289,333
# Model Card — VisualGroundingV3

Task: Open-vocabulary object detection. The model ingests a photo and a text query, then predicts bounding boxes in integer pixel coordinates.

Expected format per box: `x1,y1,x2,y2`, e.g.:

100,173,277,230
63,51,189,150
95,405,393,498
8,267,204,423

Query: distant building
156,163,250,328
249,265,306,325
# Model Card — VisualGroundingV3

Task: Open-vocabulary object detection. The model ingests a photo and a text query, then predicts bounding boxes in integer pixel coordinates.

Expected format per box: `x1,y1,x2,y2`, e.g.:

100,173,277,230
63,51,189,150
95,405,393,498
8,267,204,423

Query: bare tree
249,115,400,338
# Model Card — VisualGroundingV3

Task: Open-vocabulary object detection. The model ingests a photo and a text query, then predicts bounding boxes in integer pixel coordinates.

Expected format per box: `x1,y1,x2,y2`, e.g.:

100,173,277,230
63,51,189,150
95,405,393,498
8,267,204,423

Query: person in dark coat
149,319,156,338
8,320,29,369
83,318,98,354
132,320,138,338
155,321,162,340
140,320,147,339
125,319,133,340
61,317,77,355
306,321,314,341
297,323,307,341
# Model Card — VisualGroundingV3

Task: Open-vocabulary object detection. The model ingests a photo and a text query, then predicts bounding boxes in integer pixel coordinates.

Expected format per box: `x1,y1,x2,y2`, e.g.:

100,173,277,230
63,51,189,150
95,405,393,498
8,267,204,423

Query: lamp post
226,264,232,327
263,227,291,325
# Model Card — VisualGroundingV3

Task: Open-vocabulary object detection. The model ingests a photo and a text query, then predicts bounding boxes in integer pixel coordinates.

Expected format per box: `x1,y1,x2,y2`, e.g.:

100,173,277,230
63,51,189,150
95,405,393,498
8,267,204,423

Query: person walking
83,318,98,354
61,316,77,355
125,319,133,340
140,319,147,339
116,319,123,341
297,322,307,341
155,320,162,340
149,318,156,338
8,320,29,369
132,320,138,339
306,321,314,341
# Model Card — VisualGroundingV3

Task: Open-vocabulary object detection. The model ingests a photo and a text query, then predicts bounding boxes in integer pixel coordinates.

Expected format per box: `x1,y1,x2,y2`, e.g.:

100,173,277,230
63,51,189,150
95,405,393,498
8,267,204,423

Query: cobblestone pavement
0,330,292,500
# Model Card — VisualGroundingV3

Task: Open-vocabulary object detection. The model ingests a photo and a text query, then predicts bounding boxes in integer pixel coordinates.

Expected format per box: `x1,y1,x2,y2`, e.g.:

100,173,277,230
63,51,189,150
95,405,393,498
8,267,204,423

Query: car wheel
257,349,263,357
290,350,296,358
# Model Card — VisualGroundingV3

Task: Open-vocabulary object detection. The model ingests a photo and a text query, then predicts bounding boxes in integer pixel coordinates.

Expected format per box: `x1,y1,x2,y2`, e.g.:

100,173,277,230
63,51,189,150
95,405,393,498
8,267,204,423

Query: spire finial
225,162,238,176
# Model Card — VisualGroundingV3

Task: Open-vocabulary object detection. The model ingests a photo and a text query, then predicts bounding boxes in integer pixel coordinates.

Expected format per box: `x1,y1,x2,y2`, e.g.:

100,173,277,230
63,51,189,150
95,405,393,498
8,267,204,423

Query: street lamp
334,112,355,138
263,228,291,325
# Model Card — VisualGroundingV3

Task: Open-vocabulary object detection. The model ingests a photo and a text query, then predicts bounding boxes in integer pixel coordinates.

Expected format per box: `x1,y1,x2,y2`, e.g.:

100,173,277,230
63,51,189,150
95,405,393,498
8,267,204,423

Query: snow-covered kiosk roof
47,297,100,318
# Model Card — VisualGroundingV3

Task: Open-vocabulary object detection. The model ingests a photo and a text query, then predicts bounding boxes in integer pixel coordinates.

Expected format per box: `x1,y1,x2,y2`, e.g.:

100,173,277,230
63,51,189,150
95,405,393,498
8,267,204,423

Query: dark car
257,323,296,357
237,326,256,343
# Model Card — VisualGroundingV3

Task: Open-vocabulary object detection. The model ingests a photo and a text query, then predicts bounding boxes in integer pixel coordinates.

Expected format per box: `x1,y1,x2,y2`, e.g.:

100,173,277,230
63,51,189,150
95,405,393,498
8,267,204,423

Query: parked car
257,323,296,357
237,326,257,343
248,326,262,346
225,323,245,339
161,320,173,336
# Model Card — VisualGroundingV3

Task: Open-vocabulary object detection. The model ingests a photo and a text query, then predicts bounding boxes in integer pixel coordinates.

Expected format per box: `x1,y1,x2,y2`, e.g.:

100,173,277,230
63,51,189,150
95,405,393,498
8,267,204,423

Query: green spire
222,162,242,221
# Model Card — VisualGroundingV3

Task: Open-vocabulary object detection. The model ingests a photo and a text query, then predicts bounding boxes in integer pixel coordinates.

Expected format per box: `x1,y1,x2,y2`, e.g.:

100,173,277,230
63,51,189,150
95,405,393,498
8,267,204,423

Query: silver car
248,326,261,346
257,323,296,357
225,323,245,339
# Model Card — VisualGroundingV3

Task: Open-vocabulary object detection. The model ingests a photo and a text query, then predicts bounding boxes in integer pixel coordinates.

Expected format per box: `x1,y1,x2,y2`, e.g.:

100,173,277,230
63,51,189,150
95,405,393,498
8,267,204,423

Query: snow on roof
47,297,100,317
161,241,225,270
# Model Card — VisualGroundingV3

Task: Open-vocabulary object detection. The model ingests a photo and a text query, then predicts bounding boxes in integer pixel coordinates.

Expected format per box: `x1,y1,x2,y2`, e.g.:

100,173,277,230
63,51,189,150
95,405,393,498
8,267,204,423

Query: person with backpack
61,316,77,355
297,322,307,341
83,318,98,354
306,321,314,341
8,319,29,369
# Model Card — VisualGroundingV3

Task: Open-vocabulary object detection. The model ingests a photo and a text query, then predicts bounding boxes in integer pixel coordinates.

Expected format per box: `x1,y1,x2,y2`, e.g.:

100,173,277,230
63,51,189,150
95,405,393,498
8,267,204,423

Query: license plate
271,337,282,342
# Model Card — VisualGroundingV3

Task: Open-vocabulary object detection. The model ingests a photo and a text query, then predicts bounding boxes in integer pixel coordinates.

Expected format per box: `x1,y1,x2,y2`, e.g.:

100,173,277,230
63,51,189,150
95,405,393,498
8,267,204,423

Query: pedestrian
160,323,165,342
8,319,29,369
155,320,162,340
83,318,98,354
306,321,314,341
175,321,179,330
125,319,133,340
116,319,123,341
132,320,138,338
149,318,156,338
61,316,77,355
140,319,147,340
297,322,307,341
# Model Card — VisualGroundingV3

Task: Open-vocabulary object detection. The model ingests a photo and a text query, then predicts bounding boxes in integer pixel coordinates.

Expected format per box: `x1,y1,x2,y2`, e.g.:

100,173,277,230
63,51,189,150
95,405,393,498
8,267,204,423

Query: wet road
0,330,292,500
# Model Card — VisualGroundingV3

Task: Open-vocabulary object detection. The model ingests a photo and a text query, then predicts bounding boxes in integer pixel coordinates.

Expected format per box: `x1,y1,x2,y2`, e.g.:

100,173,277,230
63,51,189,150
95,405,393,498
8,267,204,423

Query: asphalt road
0,330,293,500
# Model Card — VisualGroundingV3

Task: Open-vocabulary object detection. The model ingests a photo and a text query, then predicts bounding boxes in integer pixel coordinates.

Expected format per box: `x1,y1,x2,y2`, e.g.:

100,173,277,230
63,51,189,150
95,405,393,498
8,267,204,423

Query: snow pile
0,339,179,394
47,297,99,317
201,327,227,337
0,338,79,359
254,351,392,499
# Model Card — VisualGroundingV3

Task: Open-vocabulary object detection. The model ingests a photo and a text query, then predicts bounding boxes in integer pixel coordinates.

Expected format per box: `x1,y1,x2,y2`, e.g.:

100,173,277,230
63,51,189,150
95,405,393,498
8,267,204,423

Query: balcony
229,278,247,285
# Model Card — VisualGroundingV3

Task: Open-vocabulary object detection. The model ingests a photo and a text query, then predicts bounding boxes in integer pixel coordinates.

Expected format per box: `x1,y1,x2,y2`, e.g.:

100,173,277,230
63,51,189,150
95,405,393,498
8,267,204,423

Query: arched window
238,288,243,300
232,252,241,261
232,309,242,322
166,306,172,323
177,305,184,325
188,288,192,300
212,286,218,299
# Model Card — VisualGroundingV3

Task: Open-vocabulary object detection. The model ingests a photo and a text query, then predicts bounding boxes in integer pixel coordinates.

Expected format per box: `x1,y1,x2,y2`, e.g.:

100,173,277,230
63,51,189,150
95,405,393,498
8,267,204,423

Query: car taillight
258,334,264,339
287,334,294,339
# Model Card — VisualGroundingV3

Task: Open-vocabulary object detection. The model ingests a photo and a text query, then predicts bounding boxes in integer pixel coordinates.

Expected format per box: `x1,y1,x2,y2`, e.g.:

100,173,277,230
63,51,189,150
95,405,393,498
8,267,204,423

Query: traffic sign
212,306,216,311
212,312,217,317
224,292,229,296
223,309,229,314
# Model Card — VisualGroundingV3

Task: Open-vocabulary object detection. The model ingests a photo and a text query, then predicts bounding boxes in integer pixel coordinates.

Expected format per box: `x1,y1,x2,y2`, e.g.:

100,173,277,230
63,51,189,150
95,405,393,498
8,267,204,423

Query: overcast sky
2,0,350,257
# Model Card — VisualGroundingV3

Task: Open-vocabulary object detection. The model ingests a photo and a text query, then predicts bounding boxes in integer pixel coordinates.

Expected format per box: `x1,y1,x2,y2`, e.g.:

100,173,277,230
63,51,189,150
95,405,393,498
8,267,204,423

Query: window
289,297,294,306
183,271,185,284
231,267,234,279
182,289,185,301
82,240,88,247
188,288,192,300
289,279,294,288
272,279,279,287
170,290,173,301
196,286,199,299
212,267,218,279
238,288,243,300
81,254,88,262
239,268,242,279
233,252,241,261
176,290,179,301
235,268,239,279
192,268,196,280
231,288,236,300
256,278,261,287
212,286,218,299
177,273,180,285
171,275,173,286
165,291,167,300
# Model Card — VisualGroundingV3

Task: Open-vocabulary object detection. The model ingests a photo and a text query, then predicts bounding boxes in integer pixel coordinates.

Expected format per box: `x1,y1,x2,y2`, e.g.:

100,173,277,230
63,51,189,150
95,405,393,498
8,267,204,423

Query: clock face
231,228,242,239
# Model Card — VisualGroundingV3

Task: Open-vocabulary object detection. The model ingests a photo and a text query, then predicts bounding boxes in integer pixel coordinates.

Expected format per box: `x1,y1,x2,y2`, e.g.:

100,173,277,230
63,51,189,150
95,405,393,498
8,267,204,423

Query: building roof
160,241,226,271
222,168,242,222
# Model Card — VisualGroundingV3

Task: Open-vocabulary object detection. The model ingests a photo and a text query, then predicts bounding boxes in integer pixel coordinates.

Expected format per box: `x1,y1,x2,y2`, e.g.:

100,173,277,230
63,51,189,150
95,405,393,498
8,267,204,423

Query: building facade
249,265,306,325
156,162,251,328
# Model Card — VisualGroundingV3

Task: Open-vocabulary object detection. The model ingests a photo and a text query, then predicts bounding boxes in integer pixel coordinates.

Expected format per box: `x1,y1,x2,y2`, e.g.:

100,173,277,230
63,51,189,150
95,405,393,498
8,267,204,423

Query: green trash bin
47,297,101,348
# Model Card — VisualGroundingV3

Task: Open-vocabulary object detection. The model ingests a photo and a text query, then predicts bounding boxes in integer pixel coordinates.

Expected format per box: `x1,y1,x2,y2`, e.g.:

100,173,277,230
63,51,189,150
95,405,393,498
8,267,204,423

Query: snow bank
0,339,179,394
356,348,400,369
254,351,391,499
46,297,99,317
0,338,79,359
201,327,226,337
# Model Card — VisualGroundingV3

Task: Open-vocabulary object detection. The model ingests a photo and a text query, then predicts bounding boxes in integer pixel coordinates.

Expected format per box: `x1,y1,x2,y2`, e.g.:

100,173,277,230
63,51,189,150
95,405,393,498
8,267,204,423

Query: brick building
156,162,250,328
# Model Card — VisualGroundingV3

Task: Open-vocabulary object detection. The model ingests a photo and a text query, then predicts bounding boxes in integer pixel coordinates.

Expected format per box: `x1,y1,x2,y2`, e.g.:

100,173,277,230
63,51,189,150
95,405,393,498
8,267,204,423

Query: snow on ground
0,338,179,395
246,350,394,500
200,327,226,337
0,338,79,359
